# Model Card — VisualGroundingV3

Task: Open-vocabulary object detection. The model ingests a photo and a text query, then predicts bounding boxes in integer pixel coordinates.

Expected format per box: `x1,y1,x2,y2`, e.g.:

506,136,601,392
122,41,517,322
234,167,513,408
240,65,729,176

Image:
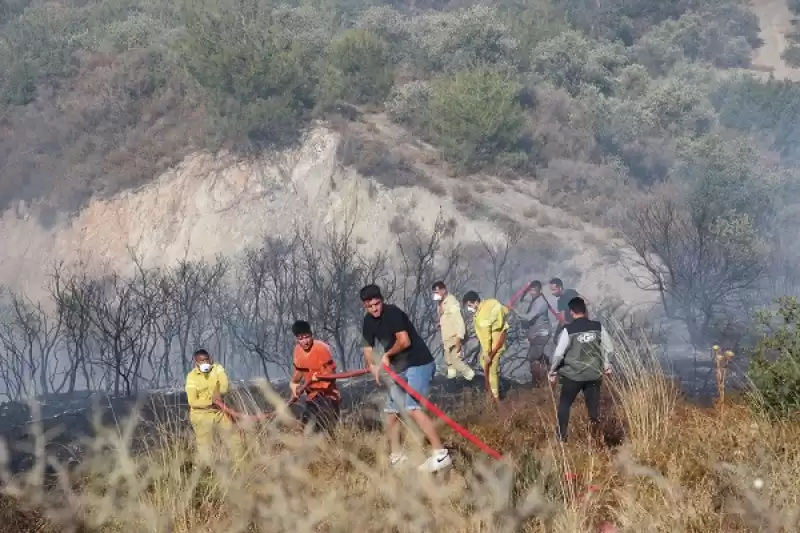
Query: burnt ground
0,374,535,476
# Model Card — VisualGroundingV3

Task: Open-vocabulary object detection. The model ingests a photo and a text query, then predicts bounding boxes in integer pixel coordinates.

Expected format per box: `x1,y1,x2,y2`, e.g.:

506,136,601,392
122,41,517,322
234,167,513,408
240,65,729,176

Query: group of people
183,277,614,472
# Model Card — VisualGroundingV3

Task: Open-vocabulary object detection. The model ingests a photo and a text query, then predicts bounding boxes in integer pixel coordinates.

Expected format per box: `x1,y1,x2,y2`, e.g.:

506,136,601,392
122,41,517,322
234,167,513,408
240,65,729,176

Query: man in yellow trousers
185,349,243,465
462,291,509,401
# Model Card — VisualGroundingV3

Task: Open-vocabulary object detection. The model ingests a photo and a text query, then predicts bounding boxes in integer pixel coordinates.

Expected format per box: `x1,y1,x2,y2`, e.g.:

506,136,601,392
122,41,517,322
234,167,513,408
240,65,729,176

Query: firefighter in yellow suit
462,291,509,401
185,349,243,464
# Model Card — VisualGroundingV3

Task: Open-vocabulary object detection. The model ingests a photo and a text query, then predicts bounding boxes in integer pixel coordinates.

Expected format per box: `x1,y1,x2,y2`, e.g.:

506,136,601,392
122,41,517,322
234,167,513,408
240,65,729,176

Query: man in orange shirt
289,320,341,435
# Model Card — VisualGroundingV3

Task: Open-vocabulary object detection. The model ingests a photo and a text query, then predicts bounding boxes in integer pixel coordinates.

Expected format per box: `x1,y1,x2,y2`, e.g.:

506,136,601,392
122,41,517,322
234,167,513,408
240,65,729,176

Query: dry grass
1,339,799,533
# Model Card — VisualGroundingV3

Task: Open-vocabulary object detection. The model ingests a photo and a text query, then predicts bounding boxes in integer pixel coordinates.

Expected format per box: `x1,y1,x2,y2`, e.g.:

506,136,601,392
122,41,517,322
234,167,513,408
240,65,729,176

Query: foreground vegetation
1,335,799,533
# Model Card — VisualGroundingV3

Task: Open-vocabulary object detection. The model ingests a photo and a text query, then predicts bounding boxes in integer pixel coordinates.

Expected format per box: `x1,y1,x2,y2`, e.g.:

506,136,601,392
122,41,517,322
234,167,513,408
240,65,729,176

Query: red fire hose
214,369,372,421
213,366,503,460
382,364,503,460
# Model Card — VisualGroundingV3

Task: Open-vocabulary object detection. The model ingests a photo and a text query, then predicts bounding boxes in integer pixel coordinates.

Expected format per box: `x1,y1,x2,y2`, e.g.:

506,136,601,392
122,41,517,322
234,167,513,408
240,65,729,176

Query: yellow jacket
439,293,466,343
473,298,509,355
185,364,230,409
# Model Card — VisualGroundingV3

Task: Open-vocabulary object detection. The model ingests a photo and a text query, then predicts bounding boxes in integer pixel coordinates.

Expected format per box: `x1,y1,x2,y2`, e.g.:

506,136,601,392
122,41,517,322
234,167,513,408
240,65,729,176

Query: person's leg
445,344,475,381
190,410,214,465
528,334,550,385
402,361,452,472
487,350,502,399
216,412,245,463
304,396,324,433
583,379,602,438
443,342,458,379
556,377,582,442
311,396,340,436
384,379,406,464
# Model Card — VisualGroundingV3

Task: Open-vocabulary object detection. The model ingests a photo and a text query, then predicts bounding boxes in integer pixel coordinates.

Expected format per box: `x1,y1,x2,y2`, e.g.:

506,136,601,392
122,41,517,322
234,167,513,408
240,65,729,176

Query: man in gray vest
548,297,613,442
512,280,551,386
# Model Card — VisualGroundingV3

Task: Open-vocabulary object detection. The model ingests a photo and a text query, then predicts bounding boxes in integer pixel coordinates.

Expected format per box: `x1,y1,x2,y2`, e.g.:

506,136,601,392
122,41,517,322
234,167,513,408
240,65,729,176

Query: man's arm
549,329,571,373
384,331,411,358
319,345,337,376
488,304,510,356
600,326,614,372
513,296,537,322
290,364,303,384
215,366,230,396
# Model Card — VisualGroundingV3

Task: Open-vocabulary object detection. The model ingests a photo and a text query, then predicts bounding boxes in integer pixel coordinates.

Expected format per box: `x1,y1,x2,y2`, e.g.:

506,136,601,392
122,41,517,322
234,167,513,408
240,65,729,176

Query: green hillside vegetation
0,0,790,213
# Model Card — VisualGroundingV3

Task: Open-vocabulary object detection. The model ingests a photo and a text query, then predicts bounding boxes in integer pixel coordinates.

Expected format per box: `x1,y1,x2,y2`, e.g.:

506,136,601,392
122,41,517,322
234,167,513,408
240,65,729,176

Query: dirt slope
1,117,655,309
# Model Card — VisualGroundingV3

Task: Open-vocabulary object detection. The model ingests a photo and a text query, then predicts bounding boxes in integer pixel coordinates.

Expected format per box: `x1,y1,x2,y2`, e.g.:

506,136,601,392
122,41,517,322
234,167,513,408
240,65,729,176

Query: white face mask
432,293,443,302
466,305,476,314
198,362,212,373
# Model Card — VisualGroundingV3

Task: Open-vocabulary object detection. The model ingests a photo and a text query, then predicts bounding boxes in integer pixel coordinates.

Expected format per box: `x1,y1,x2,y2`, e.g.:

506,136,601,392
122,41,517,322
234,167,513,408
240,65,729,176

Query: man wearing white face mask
432,281,474,381
185,349,243,464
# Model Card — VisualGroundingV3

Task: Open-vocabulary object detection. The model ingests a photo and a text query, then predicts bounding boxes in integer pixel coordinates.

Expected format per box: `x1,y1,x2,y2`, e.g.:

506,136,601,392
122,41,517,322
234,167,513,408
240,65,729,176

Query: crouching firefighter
462,291,509,401
290,320,341,435
185,349,244,464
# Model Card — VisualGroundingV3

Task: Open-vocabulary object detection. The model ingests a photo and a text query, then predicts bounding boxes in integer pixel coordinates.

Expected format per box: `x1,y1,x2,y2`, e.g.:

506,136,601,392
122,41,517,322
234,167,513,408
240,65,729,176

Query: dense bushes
429,69,526,170
319,29,394,107
0,0,794,213
176,0,318,149
712,76,800,161
749,297,800,419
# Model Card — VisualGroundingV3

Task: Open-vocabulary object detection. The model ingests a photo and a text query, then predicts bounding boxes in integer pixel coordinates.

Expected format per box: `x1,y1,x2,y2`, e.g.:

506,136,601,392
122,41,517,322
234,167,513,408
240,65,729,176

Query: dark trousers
300,396,340,435
526,331,550,382
557,377,601,442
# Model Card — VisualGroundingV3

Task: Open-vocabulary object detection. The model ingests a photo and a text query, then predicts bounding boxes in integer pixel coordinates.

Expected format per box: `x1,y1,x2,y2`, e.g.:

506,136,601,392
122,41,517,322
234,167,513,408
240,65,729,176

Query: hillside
1,0,800,391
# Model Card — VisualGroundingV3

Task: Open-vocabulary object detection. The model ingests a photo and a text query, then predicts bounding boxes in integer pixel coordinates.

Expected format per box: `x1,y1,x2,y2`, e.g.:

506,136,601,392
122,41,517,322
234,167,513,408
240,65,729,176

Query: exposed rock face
0,125,655,308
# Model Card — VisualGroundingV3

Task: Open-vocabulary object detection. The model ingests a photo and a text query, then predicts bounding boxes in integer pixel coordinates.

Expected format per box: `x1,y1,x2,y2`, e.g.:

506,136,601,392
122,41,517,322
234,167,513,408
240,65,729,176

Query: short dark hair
568,297,587,315
359,284,383,302
193,349,210,358
431,280,447,291
529,280,542,290
462,290,480,304
292,320,312,336
549,277,564,288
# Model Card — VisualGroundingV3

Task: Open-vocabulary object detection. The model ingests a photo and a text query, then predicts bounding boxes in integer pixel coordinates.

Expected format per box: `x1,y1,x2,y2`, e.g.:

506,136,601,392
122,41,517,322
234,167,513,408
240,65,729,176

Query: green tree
749,297,800,420
176,0,318,149
531,31,628,97
319,29,393,107
429,68,525,171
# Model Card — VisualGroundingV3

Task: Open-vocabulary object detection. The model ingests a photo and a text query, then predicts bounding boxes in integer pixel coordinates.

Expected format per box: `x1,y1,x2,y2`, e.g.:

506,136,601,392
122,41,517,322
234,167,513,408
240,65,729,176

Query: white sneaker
463,368,475,381
418,449,452,473
446,367,457,379
389,452,408,467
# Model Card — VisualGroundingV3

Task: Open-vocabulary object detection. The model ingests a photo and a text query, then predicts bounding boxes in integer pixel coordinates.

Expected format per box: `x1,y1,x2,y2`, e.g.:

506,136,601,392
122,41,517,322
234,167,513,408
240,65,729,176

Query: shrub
712,75,800,160
428,68,525,171
176,0,318,149
319,29,394,107
385,80,432,130
0,3,90,106
782,44,800,67
639,79,715,137
531,31,628,97
407,6,519,74
633,8,759,74
748,297,800,419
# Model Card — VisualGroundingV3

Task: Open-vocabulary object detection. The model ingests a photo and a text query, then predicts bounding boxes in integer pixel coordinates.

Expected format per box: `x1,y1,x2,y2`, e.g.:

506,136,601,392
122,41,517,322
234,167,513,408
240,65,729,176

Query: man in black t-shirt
360,284,452,473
